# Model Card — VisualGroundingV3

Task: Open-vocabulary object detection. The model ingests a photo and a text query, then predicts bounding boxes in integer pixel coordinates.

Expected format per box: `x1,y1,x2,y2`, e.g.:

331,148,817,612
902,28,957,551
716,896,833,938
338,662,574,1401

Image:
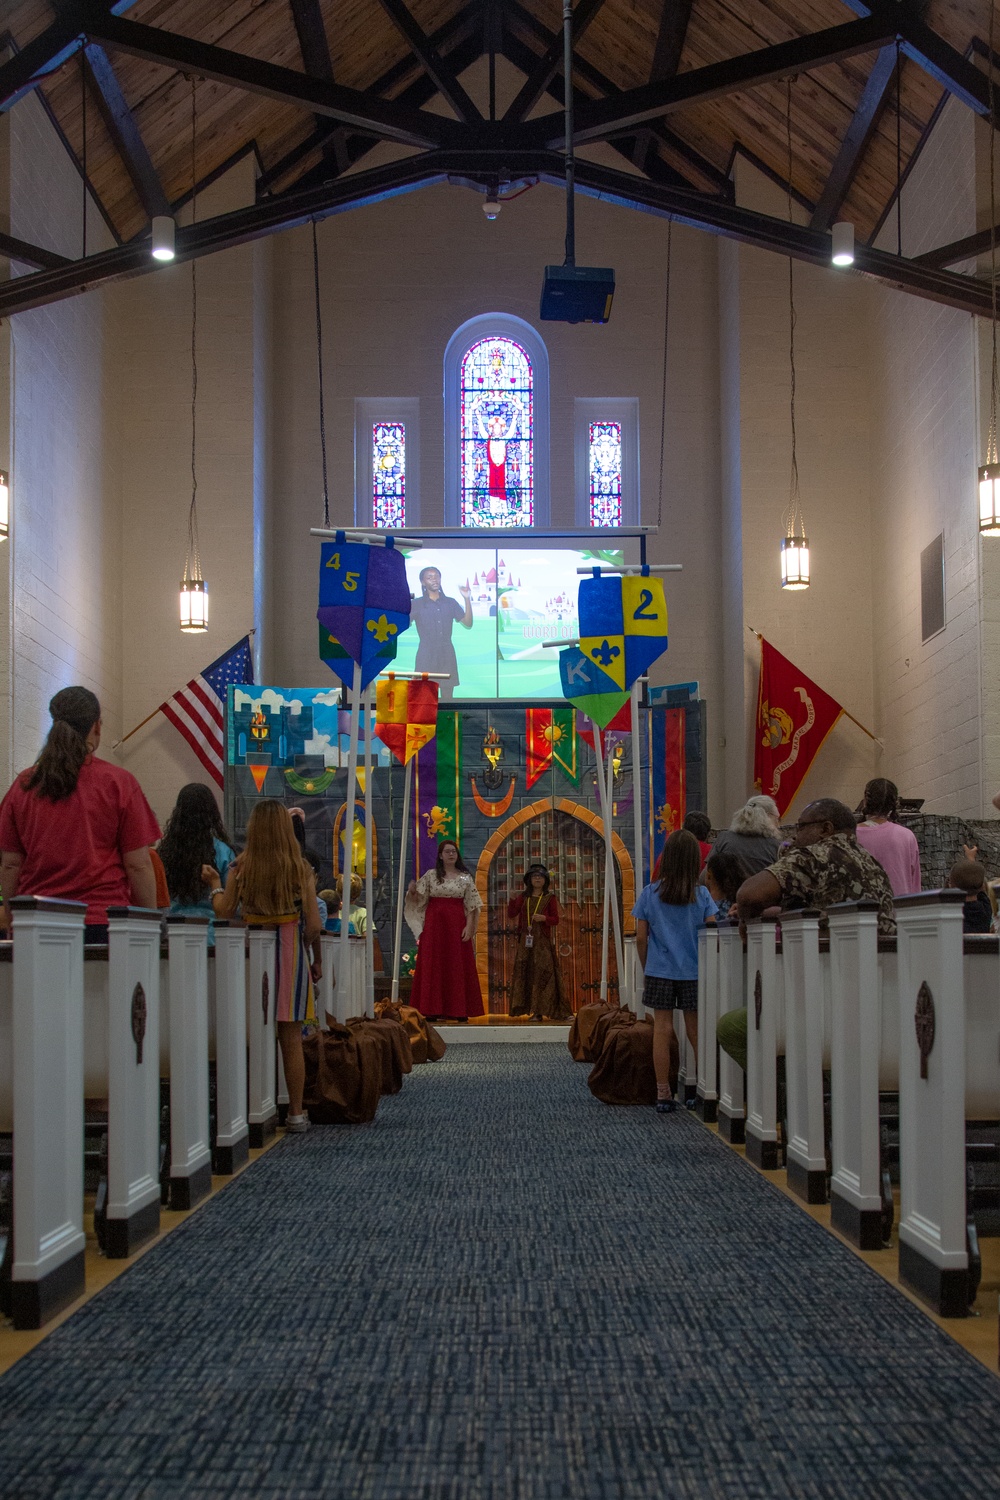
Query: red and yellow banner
374,675,438,765
754,638,844,817
525,707,580,789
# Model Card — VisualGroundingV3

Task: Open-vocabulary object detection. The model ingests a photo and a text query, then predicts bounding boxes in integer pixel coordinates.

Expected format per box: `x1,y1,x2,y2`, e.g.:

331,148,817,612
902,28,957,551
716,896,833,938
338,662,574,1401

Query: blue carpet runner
1,1045,1000,1498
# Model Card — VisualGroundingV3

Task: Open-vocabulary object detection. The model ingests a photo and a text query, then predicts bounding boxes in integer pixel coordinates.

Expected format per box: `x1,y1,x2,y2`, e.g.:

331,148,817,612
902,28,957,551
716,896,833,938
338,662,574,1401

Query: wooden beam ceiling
373,0,481,122
83,41,169,220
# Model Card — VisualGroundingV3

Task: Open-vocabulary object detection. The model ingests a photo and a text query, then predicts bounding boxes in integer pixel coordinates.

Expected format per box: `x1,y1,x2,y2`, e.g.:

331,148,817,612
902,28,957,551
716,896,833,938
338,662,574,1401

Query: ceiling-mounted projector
540,0,614,324
540,263,615,324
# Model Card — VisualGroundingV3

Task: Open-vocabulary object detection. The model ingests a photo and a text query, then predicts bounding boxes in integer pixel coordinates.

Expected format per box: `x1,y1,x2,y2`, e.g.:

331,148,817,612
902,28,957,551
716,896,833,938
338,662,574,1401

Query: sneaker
285,1114,311,1133
655,1097,676,1115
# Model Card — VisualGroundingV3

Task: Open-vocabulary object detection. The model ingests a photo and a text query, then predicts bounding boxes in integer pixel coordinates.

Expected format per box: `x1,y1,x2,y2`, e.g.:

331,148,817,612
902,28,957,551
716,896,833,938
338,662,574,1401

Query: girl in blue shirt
633,829,717,1113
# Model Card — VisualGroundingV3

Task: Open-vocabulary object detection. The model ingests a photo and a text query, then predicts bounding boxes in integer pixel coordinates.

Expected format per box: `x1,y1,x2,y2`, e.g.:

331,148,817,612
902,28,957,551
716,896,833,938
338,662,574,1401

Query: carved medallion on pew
914,981,935,1081
753,970,762,1031
130,983,146,1066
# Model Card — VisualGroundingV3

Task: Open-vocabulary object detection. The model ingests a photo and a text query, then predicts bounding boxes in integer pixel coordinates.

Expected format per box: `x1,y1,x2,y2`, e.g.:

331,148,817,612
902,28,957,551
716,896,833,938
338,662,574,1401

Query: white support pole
106,906,163,1256
363,682,375,1018
319,932,337,1025
246,926,278,1146
9,896,87,1330
165,916,212,1211
629,679,644,1017
392,754,414,1002
340,660,363,1021
211,923,249,1174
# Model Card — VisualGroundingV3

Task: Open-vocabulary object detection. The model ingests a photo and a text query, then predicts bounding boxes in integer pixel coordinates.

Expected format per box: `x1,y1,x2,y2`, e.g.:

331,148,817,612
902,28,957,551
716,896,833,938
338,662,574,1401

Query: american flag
160,636,254,788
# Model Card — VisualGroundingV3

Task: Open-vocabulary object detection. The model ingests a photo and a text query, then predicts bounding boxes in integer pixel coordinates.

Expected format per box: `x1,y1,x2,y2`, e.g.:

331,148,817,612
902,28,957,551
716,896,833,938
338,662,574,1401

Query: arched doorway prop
474,798,634,1017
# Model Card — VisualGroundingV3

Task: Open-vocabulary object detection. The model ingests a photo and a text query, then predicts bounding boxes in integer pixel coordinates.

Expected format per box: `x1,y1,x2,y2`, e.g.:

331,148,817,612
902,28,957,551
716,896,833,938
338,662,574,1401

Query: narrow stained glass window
460,338,533,527
588,421,622,527
373,421,405,529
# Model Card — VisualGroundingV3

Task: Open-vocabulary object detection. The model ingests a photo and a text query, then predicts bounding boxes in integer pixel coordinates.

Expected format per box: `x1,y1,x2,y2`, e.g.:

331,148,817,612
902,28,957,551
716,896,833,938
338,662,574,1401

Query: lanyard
528,895,546,924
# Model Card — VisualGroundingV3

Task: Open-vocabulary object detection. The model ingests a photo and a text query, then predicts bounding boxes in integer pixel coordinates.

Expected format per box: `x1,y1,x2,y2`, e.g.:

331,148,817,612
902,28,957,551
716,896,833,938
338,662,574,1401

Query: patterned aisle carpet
2,1047,1000,1500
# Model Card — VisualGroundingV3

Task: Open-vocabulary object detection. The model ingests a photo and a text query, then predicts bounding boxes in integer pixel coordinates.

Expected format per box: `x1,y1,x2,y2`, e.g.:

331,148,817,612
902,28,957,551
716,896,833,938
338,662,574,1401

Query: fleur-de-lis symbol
591,639,620,668
366,614,398,644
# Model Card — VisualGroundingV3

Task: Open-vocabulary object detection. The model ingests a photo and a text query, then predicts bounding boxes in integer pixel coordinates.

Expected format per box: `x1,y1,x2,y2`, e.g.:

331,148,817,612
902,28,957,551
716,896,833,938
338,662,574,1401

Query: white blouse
404,870,482,939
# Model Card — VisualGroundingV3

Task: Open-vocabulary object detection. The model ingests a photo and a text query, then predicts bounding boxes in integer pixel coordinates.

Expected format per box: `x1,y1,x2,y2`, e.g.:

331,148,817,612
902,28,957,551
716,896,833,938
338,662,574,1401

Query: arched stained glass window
588,422,622,527
372,421,405,528
460,337,533,528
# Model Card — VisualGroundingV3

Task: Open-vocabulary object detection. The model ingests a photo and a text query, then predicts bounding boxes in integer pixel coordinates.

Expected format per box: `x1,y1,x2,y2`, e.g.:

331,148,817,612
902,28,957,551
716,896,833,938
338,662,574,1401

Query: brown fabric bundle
346,1017,407,1095
374,999,446,1065
569,1002,616,1062
302,1023,382,1124
588,1006,639,1062
587,1019,657,1106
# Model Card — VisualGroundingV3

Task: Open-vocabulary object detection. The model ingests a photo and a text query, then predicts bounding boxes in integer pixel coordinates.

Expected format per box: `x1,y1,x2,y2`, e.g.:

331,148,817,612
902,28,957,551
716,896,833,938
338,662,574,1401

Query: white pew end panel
745,917,783,1171
894,891,969,1318
165,917,213,1211
246,927,278,1147
826,900,885,1249
696,925,719,1123
9,896,87,1329
105,908,163,1258
780,909,828,1205
716,924,746,1144
210,923,249,1175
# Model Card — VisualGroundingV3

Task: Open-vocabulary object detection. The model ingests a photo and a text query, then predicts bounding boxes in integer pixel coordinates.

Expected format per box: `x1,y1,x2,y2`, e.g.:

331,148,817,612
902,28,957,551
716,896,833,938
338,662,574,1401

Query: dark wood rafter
288,0,349,175
0,231,72,270
503,1,730,197
649,0,693,83
79,11,465,149
522,12,899,148
373,0,482,123
503,0,607,125
0,148,992,322
83,42,170,220
912,224,1000,269
845,0,999,117
0,1,141,114
809,44,898,231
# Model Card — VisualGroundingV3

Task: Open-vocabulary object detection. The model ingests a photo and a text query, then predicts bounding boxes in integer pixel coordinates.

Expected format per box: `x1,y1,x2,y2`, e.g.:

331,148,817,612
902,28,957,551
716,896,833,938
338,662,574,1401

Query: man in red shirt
0,686,160,942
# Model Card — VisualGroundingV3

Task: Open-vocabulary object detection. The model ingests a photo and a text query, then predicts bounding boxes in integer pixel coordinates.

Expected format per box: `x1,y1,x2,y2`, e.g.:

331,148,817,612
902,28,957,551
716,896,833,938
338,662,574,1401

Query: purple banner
414,736,439,879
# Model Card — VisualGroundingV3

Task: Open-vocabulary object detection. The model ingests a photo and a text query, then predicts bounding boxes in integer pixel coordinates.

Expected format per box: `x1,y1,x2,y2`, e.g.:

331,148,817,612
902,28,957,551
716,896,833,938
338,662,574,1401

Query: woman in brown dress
507,865,571,1020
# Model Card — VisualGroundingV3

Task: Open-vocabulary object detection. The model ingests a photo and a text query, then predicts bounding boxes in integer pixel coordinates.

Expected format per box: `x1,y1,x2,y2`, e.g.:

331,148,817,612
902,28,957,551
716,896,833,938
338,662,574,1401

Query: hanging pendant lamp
780,80,809,590
179,78,207,631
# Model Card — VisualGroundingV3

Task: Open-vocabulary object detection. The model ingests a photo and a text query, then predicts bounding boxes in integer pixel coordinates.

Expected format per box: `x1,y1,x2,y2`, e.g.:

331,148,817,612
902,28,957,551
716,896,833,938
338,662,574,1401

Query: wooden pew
246,927,278,1147
211,923,250,1174
780,909,828,1204
104,908,163,1256
696,924,720,1122
164,917,212,1210
744,916,783,1169
5,897,87,1328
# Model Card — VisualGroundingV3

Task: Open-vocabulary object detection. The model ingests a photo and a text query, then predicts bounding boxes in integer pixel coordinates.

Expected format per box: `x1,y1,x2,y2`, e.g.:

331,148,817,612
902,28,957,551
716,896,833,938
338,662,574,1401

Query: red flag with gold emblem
374,674,438,764
754,639,844,817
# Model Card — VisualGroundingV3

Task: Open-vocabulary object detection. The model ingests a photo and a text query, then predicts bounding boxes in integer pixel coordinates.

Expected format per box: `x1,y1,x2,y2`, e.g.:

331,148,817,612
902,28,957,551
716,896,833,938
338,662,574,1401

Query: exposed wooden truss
0,0,997,321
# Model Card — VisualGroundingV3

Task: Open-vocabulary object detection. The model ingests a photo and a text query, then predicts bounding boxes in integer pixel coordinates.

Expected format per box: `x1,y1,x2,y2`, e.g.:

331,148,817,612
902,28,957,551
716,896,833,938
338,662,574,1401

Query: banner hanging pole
363,681,375,1019
593,721,611,1004
603,730,627,1006
339,660,362,1022
391,755,414,1003
629,679,644,1016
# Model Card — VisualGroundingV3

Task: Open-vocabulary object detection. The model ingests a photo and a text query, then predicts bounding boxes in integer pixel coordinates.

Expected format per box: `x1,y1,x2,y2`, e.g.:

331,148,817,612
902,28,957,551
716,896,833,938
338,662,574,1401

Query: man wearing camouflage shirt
717,798,896,1073
736,796,896,935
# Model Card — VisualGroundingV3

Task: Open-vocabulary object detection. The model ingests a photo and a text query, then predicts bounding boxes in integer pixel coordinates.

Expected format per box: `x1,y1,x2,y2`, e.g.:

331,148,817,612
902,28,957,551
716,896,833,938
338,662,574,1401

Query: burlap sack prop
374,999,446,1065
302,1023,382,1124
569,1002,615,1062
346,1017,407,1095
587,1019,657,1106
588,1006,640,1061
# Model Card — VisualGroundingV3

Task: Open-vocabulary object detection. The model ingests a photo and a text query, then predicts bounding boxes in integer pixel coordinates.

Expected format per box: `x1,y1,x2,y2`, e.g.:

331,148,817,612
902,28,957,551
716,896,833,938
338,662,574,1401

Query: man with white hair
709,793,782,875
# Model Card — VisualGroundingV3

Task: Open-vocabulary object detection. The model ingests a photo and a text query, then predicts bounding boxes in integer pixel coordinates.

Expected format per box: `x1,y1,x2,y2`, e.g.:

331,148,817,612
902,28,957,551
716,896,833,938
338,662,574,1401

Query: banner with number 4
317,536,411,689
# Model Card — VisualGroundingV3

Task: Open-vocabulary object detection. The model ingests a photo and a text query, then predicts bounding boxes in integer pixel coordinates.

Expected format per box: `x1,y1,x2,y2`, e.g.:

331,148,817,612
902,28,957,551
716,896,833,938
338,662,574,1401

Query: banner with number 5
577,570,669,692
317,536,412,689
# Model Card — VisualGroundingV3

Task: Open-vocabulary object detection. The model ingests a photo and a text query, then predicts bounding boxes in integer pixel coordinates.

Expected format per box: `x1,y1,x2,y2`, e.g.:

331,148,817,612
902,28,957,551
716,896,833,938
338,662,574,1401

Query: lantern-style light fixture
780,82,810,591
981,6,1000,537
151,215,176,262
179,80,207,632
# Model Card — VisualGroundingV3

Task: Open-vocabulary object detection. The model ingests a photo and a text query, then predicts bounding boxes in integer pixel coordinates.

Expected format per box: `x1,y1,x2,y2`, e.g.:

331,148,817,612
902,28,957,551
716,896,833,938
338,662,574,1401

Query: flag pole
110,629,256,751
603,729,627,1005
339,660,362,1022
629,678,644,1016
745,624,882,745
363,679,375,1019
391,754,414,1003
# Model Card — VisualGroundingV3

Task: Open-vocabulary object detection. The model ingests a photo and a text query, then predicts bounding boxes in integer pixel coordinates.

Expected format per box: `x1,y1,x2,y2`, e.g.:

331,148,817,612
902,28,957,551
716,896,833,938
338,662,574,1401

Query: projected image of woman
411,566,473,700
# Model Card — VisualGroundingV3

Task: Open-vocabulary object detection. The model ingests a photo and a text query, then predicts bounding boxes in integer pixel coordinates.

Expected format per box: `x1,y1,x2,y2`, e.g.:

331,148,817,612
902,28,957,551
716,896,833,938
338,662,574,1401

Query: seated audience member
703,849,750,924
0,687,160,943
302,850,328,926
327,873,367,935
683,810,713,869
950,858,993,933
159,782,235,942
710,794,782,875
717,799,896,1073
854,777,921,895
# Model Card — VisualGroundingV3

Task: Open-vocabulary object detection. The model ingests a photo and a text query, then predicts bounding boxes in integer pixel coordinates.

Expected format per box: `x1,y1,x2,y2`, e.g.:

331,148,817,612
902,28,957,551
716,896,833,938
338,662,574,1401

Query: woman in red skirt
405,840,484,1021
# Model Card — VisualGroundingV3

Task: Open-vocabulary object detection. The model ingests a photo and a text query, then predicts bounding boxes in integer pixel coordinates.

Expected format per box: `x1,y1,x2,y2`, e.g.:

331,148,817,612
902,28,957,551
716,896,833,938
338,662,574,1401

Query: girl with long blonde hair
207,799,323,1131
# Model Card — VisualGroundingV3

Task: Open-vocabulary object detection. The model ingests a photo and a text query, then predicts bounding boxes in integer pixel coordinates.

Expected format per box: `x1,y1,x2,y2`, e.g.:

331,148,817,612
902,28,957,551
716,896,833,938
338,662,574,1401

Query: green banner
436,707,463,849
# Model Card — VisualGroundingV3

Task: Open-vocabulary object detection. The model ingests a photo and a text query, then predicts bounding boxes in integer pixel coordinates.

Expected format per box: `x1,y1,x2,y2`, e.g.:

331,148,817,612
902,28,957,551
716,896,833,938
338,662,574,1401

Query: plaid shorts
643,976,699,1013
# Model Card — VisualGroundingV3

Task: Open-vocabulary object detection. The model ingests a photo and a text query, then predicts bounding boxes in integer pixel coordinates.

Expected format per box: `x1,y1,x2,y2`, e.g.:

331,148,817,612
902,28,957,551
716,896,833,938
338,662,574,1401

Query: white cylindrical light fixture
0,469,8,540
979,463,1000,535
179,576,208,632
780,533,810,590
831,221,855,267
482,193,501,220
151,215,176,262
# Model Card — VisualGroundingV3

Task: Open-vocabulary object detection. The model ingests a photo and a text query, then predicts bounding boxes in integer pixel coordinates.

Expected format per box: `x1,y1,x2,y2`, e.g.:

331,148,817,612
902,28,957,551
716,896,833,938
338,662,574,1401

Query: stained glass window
588,421,622,527
372,421,405,529
460,338,533,527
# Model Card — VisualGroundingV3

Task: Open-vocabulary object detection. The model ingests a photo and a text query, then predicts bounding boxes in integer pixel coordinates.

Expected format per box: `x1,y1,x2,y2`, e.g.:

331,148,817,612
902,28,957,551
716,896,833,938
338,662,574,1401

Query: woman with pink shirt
854,778,921,896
